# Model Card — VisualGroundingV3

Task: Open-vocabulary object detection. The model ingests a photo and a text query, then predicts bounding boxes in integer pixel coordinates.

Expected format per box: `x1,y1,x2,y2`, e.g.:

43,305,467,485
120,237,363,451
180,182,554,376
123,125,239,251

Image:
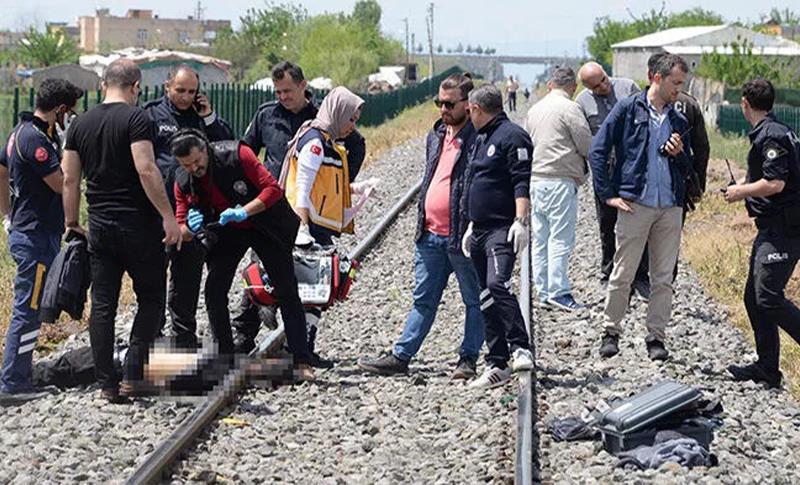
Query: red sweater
174,145,283,229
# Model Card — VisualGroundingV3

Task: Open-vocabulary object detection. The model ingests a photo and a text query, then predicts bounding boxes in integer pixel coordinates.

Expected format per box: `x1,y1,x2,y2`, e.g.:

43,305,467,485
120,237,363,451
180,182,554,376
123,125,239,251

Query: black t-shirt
745,113,800,218
65,102,157,221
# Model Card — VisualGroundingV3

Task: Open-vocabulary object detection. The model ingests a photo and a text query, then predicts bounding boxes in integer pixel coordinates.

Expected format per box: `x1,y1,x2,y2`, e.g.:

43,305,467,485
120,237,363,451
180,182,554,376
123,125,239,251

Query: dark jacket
241,92,366,180
465,112,532,228
39,230,90,323
589,90,692,205
415,120,476,253
144,96,233,206
675,92,710,205
176,141,300,251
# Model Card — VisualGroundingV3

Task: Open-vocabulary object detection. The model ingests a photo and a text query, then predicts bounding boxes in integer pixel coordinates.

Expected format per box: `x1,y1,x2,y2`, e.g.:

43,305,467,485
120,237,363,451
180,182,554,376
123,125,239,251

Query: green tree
18,27,80,67
352,0,381,29
763,8,800,25
696,37,799,87
586,6,723,71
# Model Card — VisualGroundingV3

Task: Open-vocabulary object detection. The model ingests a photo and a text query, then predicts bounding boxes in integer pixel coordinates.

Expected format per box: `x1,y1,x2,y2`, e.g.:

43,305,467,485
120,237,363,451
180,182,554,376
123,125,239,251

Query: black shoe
0,389,51,407
100,387,130,404
632,279,651,301
233,334,256,354
451,356,477,380
727,363,782,389
646,339,669,361
599,333,619,358
358,353,409,376
309,352,335,369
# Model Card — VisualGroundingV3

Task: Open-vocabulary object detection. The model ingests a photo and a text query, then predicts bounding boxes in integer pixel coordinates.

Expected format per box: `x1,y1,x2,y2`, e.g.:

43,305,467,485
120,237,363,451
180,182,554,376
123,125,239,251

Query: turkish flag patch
34,147,49,163
310,144,322,156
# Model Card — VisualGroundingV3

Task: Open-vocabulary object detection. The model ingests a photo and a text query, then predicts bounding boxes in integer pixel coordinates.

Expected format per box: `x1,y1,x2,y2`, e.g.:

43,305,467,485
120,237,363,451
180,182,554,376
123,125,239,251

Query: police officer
461,84,533,389
0,144,10,233
144,64,233,349
1,79,83,404
234,61,366,361
725,78,800,389
170,128,314,381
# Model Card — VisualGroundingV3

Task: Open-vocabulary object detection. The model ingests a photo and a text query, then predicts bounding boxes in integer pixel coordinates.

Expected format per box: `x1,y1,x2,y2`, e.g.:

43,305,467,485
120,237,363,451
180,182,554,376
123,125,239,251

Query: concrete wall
612,48,664,81
79,14,229,52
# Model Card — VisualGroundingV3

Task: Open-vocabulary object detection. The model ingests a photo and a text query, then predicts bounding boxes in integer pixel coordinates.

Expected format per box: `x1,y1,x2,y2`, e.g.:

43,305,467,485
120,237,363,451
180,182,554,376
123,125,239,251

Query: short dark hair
272,61,304,83
167,63,198,82
549,66,576,87
35,78,83,112
468,84,503,115
440,72,473,100
652,54,689,79
646,52,668,77
103,59,141,88
742,78,775,111
169,128,209,158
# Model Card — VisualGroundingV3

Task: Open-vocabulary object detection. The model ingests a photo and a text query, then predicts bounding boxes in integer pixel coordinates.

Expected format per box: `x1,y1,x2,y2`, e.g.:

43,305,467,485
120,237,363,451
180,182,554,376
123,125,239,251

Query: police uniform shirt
745,112,800,219
6,112,63,234
242,99,317,176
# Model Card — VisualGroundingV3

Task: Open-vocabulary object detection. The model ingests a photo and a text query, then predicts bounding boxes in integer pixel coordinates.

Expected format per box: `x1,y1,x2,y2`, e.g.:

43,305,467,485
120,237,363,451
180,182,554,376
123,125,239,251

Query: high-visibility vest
284,130,353,234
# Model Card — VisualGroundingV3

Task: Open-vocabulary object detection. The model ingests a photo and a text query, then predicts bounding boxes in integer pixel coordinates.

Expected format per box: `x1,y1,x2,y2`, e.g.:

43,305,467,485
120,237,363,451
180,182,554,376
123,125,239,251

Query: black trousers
205,226,311,364
469,225,530,368
232,224,334,351
508,92,517,112
744,226,800,375
594,191,649,282
87,215,166,389
165,240,204,348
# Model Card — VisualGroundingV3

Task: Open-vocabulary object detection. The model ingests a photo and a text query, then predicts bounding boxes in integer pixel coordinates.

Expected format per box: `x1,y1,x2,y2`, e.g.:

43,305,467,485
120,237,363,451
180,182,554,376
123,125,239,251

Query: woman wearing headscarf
279,86,365,246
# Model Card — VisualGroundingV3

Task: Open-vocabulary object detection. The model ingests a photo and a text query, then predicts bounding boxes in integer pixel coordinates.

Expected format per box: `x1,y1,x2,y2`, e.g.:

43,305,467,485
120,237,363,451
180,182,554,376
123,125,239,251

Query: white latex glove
507,220,529,255
461,222,473,258
2,215,10,234
350,177,380,196
295,222,315,247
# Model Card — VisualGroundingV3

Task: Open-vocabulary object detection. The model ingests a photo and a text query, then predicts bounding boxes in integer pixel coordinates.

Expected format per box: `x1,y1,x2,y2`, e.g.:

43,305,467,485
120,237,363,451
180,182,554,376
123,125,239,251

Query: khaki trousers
603,202,683,341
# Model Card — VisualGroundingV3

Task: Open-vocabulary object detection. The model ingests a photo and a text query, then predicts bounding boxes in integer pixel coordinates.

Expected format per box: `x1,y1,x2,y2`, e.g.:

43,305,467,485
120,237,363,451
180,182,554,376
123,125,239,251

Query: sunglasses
434,97,467,110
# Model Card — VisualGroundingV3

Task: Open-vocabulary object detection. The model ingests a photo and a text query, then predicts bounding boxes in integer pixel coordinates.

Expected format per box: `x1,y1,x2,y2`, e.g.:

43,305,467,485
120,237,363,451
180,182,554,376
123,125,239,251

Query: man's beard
443,112,467,126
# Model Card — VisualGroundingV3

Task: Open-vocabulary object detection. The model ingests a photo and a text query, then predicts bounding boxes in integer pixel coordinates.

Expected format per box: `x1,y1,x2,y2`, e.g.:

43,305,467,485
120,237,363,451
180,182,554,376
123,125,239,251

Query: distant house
611,25,800,81
80,48,231,88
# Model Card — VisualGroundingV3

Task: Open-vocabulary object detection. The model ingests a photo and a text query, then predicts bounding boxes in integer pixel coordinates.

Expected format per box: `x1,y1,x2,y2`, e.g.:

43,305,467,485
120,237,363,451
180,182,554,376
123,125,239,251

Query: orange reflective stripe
30,263,46,310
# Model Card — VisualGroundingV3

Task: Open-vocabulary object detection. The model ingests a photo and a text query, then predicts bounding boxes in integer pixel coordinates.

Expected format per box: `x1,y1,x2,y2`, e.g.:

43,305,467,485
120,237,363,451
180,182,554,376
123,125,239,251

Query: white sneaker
468,365,512,389
512,348,533,372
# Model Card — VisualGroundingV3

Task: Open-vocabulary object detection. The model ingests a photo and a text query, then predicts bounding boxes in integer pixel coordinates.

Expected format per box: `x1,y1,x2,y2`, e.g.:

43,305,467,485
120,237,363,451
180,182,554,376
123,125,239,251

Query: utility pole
195,1,205,22
403,17,410,83
426,2,435,78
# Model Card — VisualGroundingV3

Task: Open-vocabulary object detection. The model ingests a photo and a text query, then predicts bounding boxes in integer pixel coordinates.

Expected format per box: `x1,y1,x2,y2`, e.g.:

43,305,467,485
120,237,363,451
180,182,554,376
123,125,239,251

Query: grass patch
684,155,800,397
708,128,750,169
0,102,440,362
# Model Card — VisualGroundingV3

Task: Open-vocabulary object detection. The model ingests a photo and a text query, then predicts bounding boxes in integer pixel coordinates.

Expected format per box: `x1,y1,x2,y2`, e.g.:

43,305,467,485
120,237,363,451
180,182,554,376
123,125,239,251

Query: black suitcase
597,381,704,453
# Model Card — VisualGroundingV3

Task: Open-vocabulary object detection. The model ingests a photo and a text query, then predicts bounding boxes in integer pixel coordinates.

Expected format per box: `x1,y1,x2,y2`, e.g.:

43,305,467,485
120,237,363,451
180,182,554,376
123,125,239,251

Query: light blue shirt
636,99,675,208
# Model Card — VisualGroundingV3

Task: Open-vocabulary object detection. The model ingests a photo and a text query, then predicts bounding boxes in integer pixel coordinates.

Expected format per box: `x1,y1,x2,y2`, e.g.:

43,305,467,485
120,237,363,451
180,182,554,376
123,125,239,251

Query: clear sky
0,0,796,56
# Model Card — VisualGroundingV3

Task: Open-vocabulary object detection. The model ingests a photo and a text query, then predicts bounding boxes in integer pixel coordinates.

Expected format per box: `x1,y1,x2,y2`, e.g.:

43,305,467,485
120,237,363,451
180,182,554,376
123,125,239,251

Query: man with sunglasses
576,62,650,297
359,73,485,379
144,64,233,349
63,59,182,403
0,79,83,405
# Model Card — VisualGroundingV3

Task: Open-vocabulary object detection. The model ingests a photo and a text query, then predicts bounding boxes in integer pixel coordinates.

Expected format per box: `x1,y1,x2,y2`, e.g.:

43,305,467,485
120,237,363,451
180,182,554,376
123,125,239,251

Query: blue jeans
2,230,61,393
393,232,485,361
531,178,578,301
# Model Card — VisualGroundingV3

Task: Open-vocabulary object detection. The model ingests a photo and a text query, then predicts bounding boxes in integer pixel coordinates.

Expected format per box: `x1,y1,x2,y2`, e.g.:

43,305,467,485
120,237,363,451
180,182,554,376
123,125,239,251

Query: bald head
578,61,612,97
103,58,140,89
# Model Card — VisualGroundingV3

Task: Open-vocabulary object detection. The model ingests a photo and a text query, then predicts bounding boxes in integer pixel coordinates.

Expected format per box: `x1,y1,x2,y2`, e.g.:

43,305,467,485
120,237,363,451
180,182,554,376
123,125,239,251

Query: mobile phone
193,91,204,111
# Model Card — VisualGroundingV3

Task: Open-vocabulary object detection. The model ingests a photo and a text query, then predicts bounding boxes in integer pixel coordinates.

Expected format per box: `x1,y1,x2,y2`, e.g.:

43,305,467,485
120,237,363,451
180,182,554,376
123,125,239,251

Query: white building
611,25,800,81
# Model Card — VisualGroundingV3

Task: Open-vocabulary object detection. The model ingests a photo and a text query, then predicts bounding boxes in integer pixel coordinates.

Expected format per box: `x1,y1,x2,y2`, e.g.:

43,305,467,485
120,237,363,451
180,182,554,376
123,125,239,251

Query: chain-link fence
0,66,461,143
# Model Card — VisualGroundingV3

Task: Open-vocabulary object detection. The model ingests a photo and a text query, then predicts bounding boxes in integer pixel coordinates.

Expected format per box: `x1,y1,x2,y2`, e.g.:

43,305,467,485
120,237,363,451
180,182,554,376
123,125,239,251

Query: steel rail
126,181,423,485
515,239,534,485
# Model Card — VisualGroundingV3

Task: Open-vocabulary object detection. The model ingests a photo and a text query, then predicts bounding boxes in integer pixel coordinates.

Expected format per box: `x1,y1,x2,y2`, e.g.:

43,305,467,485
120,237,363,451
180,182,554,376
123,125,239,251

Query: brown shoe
293,364,315,382
119,380,158,398
101,387,130,404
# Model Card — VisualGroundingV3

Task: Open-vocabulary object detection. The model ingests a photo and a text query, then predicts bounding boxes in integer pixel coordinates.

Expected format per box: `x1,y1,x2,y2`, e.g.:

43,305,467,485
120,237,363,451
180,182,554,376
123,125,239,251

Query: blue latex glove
187,209,204,234
219,206,248,226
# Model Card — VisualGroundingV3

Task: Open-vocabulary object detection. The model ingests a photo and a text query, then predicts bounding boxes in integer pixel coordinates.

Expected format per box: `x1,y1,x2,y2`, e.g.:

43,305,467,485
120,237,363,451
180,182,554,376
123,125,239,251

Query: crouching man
170,128,313,381
463,84,534,389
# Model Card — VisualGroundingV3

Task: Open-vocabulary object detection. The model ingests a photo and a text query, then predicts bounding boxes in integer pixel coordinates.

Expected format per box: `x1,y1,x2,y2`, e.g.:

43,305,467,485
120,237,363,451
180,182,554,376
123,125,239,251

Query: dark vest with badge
176,141,300,251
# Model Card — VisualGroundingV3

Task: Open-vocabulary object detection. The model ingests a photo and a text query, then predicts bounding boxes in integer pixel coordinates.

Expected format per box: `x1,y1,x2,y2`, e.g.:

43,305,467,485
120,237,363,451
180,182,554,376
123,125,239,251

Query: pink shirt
424,131,461,236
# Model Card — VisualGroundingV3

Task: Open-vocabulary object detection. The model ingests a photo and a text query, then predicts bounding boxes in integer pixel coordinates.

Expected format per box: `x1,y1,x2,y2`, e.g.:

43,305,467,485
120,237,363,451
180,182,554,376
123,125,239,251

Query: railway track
126,180,537,484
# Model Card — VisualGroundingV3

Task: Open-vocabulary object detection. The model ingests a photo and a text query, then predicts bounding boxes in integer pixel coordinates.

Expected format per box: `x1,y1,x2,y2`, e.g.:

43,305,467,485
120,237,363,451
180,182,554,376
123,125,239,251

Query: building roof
612,25,727,48
80,48,231,76
666,44,800,56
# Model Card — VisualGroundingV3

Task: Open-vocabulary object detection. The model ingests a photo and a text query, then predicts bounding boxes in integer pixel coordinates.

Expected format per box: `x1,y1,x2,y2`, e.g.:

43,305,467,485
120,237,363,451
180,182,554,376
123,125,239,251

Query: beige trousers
603,202,683,341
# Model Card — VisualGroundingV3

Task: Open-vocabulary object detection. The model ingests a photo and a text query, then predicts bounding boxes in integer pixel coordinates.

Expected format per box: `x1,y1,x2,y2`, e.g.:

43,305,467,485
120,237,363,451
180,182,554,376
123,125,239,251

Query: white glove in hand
295,222,315,247
461,222,473,258
2,215,10,234
507,220,529,255
350,177,380,195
